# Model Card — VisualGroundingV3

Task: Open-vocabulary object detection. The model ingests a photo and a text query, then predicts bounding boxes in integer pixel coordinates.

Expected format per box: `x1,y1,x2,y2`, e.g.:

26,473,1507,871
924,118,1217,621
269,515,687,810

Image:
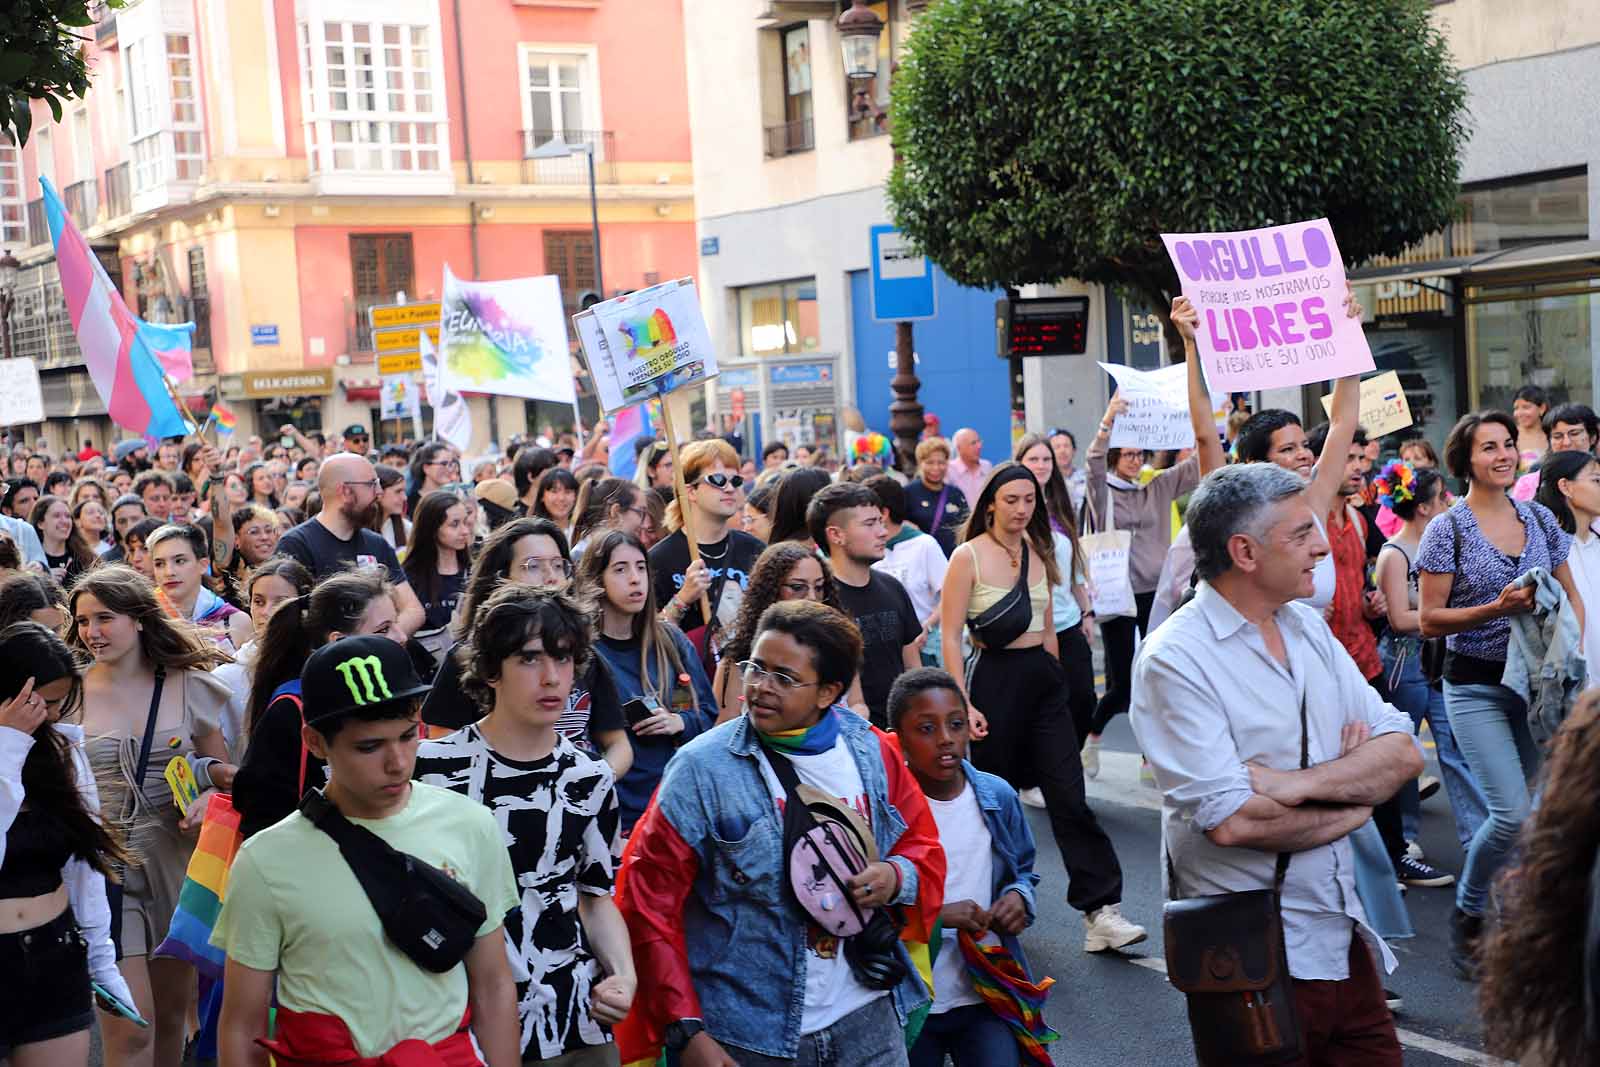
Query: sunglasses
694,472,744,490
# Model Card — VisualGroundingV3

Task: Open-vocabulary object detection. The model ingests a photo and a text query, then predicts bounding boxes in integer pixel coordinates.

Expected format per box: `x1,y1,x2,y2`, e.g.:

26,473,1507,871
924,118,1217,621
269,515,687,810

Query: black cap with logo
300,635,431,726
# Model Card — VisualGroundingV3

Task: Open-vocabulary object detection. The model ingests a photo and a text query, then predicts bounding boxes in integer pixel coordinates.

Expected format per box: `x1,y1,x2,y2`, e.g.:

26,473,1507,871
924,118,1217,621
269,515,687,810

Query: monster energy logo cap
301,634,432,725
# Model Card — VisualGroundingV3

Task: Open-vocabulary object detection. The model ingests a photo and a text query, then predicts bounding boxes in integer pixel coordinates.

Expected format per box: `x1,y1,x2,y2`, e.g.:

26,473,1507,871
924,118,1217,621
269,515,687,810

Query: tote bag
1082,487,1136,619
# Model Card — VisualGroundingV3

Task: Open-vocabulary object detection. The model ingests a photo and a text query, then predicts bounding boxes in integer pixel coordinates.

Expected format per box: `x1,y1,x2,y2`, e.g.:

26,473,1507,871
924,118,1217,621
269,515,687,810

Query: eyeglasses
738,660,820,693
694,472,744,490
427,459,461,470
342,478,380,492
624,506,650,520
518,556,574,579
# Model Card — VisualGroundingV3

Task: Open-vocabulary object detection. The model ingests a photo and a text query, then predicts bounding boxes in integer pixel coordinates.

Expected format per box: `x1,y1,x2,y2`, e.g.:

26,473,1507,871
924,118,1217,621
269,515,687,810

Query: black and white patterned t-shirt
414,726,621,1060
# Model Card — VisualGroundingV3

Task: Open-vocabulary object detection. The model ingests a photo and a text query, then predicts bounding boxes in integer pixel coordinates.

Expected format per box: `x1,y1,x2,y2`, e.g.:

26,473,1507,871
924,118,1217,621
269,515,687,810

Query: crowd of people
4,326,1600,1066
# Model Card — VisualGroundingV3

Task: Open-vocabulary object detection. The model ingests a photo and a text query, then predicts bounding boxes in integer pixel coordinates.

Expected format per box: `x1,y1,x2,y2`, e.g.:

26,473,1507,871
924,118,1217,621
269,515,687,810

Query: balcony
763,119,814,158
520,130,616,184
64,179,98,230
25,198,46,249
103,163,130,221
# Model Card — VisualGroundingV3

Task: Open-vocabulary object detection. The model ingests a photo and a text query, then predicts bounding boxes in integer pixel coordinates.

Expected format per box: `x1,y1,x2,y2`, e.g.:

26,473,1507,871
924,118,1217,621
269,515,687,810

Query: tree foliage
0,0,121,147
887,0,1469,314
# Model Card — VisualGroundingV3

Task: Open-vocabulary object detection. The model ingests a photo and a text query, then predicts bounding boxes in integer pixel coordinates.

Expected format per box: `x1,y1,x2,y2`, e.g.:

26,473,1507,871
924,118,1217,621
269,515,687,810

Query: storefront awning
1350,238,1600,286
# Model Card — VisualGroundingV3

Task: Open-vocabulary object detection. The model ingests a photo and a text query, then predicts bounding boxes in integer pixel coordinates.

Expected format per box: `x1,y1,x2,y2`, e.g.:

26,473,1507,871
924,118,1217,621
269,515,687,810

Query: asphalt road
1022,716,1506,1066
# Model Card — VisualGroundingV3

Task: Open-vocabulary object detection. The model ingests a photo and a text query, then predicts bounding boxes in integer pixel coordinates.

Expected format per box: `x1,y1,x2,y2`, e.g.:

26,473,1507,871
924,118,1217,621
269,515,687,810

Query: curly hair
720,541,843,671
1480,690,1600,1063
457,585,594,711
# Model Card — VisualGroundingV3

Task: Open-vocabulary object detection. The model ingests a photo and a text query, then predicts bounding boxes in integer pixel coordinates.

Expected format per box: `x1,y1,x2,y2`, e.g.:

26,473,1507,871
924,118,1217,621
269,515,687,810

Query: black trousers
969,645,1123,914
1091,590,1157,736
1057,622,1098,747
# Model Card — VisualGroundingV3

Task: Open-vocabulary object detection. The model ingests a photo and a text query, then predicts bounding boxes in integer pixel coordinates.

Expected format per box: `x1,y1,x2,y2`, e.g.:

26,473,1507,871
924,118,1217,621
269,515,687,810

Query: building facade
2,0,697,455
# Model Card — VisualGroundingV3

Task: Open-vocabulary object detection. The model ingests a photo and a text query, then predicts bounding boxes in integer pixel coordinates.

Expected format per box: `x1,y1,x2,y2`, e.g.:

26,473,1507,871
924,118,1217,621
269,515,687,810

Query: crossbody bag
1162,691,1308,1066
108,666,165,960
967,539,1034,649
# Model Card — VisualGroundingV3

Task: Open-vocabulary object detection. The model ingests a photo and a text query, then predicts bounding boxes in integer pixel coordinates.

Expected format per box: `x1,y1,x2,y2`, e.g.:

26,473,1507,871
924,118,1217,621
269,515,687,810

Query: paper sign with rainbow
617,307,678,361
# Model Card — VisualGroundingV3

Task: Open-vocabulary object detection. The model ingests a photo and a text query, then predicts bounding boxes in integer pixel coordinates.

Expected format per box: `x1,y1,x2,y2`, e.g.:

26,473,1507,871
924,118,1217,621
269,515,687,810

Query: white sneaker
1084,903,1147,953
1019,787,1047,809
1405,839,1425,863
1082,736,1101,779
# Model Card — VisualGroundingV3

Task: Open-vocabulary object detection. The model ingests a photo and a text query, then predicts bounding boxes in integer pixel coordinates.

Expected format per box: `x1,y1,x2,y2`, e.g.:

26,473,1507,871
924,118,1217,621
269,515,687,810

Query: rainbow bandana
757,706,842,756
958,930,1060,1066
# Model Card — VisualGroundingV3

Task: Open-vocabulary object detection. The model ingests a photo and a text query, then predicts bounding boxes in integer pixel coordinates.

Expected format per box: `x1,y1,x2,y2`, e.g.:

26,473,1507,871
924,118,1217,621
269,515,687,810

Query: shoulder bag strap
1272,687,1311,892
109,666,166,958
933,484,950,526
759,745,872,930
283,693,308,799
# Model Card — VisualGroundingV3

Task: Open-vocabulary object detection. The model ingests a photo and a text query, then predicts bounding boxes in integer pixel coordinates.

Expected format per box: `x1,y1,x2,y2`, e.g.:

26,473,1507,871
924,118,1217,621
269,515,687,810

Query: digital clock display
997,297,1090,358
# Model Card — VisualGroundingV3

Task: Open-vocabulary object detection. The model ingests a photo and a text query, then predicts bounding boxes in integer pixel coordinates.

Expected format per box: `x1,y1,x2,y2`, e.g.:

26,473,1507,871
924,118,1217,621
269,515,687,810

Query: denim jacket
961,760,1041,972
1504,565,1588,746
613,709,946,1061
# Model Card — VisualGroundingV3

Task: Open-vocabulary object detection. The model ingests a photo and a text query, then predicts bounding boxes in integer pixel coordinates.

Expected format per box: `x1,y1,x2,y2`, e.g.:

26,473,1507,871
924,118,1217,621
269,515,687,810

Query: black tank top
0,807,72,897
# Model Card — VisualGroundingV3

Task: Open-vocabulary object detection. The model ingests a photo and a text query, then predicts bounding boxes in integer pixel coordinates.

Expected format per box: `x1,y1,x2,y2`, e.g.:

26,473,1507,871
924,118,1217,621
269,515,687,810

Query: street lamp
0,249,19,361
836,0,885,81
529,136,605,298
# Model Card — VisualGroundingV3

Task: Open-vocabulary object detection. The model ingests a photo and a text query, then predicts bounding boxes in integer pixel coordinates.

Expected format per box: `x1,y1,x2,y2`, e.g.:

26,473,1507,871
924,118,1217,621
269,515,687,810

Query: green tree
1,0,121,147
887,0,1468,326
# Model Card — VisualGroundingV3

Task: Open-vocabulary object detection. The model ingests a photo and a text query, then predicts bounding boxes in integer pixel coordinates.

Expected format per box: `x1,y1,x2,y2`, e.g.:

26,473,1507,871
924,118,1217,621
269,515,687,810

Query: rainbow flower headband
1374,459,1416,510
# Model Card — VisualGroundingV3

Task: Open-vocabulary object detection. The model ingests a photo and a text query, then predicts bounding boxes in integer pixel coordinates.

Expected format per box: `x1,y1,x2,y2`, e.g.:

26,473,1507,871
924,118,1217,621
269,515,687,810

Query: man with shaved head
274,451,426,636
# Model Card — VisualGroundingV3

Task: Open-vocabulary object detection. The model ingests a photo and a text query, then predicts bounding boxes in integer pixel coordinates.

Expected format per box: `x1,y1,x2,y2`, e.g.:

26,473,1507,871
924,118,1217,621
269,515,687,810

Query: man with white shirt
1130,463,1420,1066
865,476,946,664
946,428,992,506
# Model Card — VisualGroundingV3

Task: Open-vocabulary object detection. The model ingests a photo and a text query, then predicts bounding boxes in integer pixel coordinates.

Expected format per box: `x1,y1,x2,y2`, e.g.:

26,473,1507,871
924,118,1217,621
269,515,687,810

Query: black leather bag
1162,695,1308,1067
969,540,1033,649
300,789,487,974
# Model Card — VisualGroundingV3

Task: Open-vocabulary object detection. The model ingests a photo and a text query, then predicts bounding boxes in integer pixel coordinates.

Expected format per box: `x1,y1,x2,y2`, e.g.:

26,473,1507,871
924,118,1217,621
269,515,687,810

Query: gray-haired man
1130,463,1420,1066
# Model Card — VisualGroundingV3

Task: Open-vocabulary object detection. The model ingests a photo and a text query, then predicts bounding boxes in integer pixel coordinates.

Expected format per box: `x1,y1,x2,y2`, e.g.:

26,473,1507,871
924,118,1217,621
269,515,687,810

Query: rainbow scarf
958,930,1059,1066
756,706,841,756
152,792,243,979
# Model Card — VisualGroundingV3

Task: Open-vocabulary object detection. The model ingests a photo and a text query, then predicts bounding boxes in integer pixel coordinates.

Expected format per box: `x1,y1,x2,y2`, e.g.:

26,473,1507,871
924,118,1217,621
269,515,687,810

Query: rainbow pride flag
958,930,1059,1066
153,792,243,979
211,400,237,433
39,177,194,438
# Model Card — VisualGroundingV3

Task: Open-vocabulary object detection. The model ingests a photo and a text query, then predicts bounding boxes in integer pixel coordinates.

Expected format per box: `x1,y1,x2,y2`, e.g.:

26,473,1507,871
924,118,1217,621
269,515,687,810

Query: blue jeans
909,1003,1019,1067
714,996,909,1067
1349,819,1412,941
1379,637,1488,851
1443,681,1539,916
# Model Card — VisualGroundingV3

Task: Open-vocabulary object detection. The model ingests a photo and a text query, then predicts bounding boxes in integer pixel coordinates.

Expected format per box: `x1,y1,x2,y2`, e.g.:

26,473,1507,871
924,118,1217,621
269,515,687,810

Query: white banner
380,373,420,423
1099,361,1226,451
421,333,473,452
0,359,45,426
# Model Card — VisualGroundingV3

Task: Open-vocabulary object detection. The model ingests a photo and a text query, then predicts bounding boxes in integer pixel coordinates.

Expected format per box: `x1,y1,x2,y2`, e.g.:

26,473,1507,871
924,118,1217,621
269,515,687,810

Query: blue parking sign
869,225,937,322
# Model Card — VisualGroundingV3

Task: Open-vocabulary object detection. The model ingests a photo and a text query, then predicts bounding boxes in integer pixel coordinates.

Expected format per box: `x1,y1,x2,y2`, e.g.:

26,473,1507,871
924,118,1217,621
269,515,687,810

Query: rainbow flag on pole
211,400,237,434
39,177,194,438
153,792,243,979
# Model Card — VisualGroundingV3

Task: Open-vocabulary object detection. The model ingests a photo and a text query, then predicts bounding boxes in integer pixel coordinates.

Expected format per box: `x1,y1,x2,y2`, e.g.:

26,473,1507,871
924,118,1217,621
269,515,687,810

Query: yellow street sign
369,302,441,330
373,326,440,353
378,351,423,375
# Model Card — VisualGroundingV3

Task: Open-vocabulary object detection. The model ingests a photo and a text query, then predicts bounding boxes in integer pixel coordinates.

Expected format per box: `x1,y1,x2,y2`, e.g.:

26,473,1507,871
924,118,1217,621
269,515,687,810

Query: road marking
1112,930,1509,1063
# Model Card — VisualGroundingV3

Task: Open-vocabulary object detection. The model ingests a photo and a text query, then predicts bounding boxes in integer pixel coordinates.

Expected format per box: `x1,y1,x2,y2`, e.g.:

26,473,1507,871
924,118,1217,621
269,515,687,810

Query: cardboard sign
1098,361,1229,451
1319,369,1413,439
439,267,573,403
0,358,44,425
1161,218,1373,393
380,373,420,423
574,277,719,414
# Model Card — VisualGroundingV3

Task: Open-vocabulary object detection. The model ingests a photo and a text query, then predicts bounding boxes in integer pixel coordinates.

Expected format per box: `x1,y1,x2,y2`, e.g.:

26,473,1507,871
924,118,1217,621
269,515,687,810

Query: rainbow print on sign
617,307,678,361
438,265,575,404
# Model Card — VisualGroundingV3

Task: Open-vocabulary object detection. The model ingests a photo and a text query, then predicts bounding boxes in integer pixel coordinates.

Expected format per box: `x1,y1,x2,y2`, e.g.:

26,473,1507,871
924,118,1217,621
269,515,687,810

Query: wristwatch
664,1019,705,1052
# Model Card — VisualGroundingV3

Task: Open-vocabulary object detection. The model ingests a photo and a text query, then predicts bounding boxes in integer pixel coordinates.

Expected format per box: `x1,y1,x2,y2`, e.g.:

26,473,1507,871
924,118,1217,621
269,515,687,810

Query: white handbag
1081,485,1136,619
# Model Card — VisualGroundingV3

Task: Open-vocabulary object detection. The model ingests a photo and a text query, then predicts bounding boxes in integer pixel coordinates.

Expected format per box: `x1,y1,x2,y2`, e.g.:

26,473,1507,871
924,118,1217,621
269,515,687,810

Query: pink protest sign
1161,218,1373,393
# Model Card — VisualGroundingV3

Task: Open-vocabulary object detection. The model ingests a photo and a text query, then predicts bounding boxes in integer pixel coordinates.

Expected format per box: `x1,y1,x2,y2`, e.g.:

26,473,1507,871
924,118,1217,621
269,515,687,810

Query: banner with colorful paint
438,266,574,403
1161,218,1373,393
573,277,718,414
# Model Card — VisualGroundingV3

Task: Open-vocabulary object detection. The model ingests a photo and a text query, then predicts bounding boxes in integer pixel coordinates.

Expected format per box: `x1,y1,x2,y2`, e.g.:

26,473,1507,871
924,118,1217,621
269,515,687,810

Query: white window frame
34,128,55,192
0,137,26,250
517,43,603,158
297,1,452,195
125,30,205,199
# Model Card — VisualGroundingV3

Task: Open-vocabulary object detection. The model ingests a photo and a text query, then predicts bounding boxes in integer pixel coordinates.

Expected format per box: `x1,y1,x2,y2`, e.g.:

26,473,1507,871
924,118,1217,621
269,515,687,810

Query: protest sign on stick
1098,362,1228,451
0,359,45,426
1319,369,1413,439
1162,218,1374,394
574,278,720,624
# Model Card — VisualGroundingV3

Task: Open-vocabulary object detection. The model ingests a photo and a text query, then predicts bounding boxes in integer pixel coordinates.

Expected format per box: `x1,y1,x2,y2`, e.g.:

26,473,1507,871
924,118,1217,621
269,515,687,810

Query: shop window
1459,169,1589,255
188,247,210,350
298,17,446,175
1468,279,1597,415
351,234,415,350
738,279,819,357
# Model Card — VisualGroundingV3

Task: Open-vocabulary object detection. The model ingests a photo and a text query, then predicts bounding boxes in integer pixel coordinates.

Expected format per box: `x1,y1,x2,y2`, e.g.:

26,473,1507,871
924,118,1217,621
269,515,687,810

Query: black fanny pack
299,789,487,973
969,540,1032,649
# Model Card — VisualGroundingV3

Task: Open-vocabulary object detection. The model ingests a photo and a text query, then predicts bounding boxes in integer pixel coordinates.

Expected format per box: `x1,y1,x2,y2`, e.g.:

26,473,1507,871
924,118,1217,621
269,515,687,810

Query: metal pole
0,297,11,361
588,149,604,296
887,319,923,474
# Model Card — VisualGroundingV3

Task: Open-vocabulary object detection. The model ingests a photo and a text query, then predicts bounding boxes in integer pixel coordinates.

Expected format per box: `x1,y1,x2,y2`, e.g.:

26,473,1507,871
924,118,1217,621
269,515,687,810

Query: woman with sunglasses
419,517,632,779
711,541,865,721
0,622,136,1067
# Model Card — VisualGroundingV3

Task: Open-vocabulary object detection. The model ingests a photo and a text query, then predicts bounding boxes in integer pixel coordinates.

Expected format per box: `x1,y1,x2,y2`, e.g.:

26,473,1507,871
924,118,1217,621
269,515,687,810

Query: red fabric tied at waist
257,1007,479,1067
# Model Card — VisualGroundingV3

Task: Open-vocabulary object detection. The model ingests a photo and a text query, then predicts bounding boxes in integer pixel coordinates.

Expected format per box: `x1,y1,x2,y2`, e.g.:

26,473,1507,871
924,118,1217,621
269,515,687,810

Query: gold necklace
988,531,1020,570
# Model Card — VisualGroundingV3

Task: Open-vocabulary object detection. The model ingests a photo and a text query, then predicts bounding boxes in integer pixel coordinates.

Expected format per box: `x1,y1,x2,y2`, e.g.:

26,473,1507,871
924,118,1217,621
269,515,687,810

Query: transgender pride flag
607,402,654,479
40,177,193,438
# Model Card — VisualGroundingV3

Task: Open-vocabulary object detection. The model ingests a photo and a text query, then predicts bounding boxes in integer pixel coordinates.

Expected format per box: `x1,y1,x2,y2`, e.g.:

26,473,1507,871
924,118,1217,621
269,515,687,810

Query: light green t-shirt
212,781,518,1057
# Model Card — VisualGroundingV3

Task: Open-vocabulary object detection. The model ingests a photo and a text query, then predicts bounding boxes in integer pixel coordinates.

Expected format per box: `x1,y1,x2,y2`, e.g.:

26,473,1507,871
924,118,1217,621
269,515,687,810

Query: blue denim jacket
641,709,943,1059
960,760,1041,972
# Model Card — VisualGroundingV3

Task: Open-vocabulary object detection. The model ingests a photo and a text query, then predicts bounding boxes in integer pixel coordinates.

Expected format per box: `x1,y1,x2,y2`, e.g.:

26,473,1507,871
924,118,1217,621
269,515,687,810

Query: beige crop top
963,542,1048,634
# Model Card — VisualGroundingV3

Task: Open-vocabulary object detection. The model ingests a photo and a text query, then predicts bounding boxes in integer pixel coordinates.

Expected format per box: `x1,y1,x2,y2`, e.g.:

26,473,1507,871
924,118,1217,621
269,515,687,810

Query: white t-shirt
755,738,885,1035
926,781,996,1014
1566,525,1600,671
874,527,947,625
